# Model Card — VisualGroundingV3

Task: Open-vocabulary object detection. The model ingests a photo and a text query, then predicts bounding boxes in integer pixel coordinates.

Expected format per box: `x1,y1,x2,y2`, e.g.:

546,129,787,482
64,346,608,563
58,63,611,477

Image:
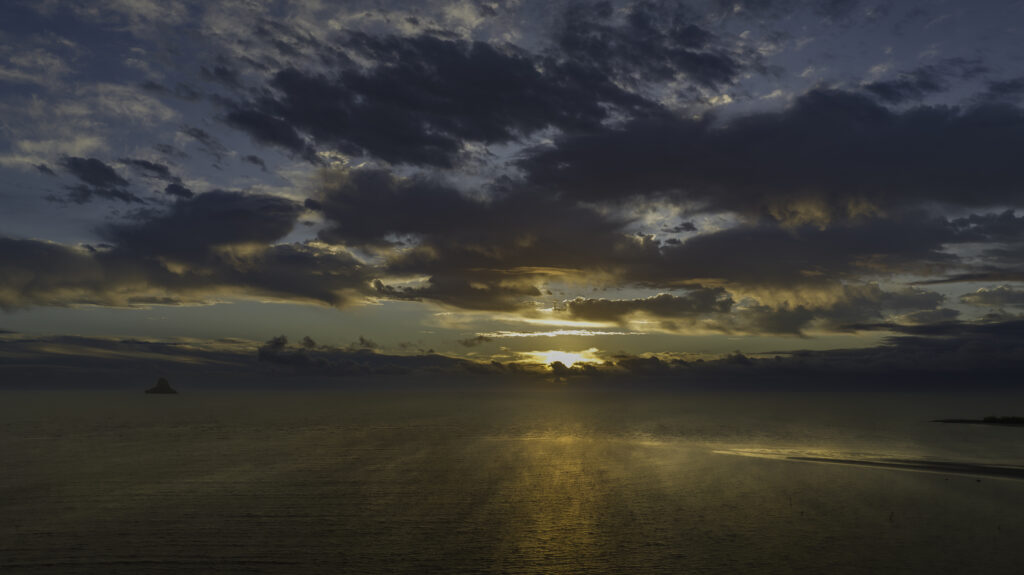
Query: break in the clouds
2,0,1024,384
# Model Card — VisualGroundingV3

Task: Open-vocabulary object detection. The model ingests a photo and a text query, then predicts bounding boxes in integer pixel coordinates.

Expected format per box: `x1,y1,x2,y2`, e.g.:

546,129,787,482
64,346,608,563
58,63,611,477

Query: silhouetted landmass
932,416,1024,426
145,377,177,394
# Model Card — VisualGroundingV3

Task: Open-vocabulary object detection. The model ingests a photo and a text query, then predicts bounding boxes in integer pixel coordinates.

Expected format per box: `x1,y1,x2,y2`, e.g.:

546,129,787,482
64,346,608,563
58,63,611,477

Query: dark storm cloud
960,285,1024,308
140,80,203,101
314,168,488,245
201,63,242,88
916,270,1024,285
314,167,640,277
225,28,660,167
60,157,128,189
0,238,111,310
0,236,370,310
709,0,865,21
163,182,194,198
0,190,373,309
224,107,319,163
978,77,1024,104
523,90,1024,218
862,59,987,104
565,288,734,323
863,67,946,104
35,164,56,176
57,157,141,202
242,154,267,171
60,184,145,205
119,158,178,182
180,126,228,162
556,1,745,89
100,190,303,258
662,222,697,233
951,210,1024,243
899,307,961,324
305,165,970,314
373,277,541,312
153,143,189,160
645,214,959,287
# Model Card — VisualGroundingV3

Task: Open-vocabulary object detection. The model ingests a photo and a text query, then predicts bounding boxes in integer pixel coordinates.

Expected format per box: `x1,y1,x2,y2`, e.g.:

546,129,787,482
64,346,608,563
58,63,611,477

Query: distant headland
933,416,1024,426
145,377,178,394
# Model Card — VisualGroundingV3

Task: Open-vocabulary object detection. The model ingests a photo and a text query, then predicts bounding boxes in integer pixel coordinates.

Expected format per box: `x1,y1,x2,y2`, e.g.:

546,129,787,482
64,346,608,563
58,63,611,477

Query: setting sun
525,348,604,367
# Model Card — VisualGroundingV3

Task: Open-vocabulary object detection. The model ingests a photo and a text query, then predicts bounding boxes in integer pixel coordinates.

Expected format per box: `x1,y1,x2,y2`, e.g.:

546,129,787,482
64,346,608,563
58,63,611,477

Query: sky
2,0,1024,385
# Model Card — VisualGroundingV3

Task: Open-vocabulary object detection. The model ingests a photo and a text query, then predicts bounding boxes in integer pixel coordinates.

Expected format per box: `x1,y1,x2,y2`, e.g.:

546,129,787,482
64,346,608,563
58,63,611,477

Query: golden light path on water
3,391,1024,573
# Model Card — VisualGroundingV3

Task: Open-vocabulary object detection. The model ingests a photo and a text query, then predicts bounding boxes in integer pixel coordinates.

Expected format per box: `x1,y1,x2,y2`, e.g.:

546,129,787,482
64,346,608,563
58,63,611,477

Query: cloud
301,164,972,320
700,284,950,336
0,235,373,310
163,182,194,198
897,307,961,324
522,90,1024,220
644,214,959,288
457,335,493,347
242,154,267,171
0,47,71,88
862,59,986,104
256,334,478,375
223,26,663,167
598,316,1024,387
556,0,747,89
960,285,1024,308
711,0,862,21
978,77,1024,104
373,277,541,312
0,190,373,309
60,156,128,188
99,190,303,258
313,167,643,304
224,108,318,163
119,158,179,182
76,83,178,125
951,210,1024,243
0,333,496,387
180,126,228,163
0,238,113,310
565,288,734,323
56,156,143,204
60,184,145,204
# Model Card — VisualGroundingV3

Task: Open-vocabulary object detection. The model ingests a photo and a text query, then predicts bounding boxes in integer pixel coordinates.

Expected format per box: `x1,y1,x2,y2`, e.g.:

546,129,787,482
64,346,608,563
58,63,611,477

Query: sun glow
524,348,604,367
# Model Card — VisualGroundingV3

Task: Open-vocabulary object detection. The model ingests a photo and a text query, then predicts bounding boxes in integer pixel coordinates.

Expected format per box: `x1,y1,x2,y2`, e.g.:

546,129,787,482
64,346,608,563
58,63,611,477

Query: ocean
3,388,1023,573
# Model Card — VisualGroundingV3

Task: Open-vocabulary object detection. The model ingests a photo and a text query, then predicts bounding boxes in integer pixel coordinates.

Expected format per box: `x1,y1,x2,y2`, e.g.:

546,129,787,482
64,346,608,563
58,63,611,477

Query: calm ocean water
3,388,1024,573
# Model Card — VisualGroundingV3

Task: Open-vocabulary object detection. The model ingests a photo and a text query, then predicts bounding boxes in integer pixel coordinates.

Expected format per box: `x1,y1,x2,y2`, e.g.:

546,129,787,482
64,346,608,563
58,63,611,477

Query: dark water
3,389,1024,573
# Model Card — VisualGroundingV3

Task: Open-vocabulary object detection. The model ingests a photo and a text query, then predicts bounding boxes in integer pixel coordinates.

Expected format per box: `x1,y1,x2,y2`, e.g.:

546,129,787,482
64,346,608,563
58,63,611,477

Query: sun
526,348,604,367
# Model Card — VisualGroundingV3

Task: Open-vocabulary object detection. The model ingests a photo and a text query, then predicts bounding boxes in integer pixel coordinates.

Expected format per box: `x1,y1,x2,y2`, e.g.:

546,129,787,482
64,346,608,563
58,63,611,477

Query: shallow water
2,389,1024,573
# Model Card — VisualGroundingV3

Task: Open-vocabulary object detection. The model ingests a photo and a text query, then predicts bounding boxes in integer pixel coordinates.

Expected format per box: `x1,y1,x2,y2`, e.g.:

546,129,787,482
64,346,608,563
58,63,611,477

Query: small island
145,377,178,394
932,416,1024,426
